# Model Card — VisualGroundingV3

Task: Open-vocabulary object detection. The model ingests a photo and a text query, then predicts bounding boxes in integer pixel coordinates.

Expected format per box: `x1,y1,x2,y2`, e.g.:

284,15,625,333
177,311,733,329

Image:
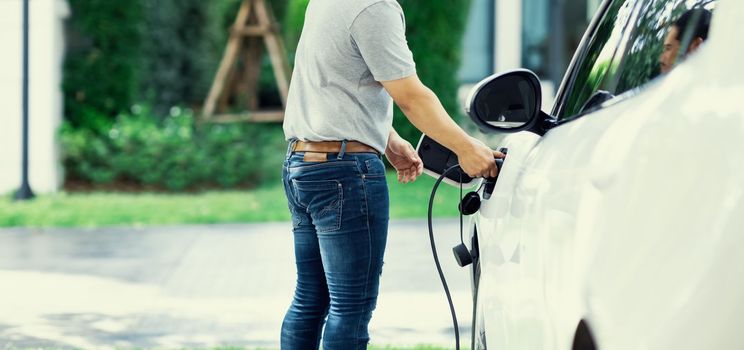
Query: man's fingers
408,165,419,182
400,169,411,184
413,158,423,177
411,167,421,181
493,151,506,159
469,164,497,179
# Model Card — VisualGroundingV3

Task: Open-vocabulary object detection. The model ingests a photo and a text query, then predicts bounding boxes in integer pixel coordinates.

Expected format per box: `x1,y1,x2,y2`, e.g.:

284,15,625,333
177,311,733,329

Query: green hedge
283,0,471,144
139,0,231,117
61,1,291,190
395,0,471,143
60,107,286,191
63,0,144,131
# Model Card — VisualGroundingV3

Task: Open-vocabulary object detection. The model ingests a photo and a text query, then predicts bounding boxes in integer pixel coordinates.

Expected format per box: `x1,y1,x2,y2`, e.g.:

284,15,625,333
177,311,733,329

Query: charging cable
428,160,501,349
427,163,467,350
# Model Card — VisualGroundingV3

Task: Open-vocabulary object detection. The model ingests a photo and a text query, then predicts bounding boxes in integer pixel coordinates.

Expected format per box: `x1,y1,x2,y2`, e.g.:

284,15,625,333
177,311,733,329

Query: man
659,8,713,74
280,0,503,348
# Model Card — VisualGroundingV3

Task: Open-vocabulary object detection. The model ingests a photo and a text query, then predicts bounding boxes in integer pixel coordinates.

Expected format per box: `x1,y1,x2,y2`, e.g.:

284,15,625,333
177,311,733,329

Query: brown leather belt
292,140,379,154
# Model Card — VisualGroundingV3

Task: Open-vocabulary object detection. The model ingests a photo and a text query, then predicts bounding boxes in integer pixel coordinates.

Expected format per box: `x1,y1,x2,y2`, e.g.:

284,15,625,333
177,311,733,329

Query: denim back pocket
292,179,343,232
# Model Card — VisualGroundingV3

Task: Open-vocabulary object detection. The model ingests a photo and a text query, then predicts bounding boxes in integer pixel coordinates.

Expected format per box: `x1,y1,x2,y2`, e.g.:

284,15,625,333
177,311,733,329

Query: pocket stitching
292,179,343,232
318,186,343,232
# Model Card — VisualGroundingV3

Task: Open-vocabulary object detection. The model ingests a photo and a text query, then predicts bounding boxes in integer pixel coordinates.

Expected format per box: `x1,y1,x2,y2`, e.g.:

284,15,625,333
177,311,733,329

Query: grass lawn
0,172,466,228
369,346,454,350
217,347,452,350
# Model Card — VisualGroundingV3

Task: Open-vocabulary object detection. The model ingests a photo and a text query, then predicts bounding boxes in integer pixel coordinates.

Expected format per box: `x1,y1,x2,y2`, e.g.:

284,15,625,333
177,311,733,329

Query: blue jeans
280,142,390,350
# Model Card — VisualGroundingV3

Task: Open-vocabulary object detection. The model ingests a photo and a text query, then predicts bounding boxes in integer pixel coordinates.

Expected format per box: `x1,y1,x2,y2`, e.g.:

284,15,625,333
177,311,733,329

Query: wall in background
0,0,67,194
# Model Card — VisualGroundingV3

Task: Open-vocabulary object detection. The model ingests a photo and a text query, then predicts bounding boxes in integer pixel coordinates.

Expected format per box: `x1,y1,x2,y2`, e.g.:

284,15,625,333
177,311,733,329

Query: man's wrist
386,130,402,150
451,134,475,156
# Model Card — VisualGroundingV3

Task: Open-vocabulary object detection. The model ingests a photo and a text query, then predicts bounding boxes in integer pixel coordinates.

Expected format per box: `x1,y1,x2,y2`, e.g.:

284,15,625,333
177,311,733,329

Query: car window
557,0,717,121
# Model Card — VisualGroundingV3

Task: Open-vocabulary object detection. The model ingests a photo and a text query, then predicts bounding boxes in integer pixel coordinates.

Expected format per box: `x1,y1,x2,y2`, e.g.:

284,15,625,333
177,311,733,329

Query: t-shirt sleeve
349,1,417,82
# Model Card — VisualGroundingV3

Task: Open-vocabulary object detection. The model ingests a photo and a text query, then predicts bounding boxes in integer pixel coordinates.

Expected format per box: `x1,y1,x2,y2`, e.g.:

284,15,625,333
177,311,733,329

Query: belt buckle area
303,152,328,163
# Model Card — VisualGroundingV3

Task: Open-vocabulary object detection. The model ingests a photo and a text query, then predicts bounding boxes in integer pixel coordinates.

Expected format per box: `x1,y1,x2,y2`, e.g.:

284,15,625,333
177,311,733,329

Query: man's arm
348,2,498,178
382,75,502,178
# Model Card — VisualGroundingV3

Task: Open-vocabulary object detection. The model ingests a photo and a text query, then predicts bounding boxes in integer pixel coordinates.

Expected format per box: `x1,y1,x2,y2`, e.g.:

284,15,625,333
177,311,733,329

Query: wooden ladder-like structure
202,0,291,123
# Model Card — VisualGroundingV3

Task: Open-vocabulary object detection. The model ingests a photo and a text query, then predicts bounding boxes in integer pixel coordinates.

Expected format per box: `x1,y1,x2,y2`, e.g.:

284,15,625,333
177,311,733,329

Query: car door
470,0,719,348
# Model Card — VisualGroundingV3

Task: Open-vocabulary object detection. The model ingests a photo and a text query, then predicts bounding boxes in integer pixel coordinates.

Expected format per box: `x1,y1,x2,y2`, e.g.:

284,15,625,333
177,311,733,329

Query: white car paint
471,0,744,348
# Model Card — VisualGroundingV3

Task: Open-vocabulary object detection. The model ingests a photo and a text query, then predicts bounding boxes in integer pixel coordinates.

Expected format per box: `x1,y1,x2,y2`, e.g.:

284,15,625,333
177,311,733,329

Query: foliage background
61,0,288,190
60,0,470,190
63,0,145,131
60,107,285,191
63,0,289,125
395,0,471,143
139,0,229,117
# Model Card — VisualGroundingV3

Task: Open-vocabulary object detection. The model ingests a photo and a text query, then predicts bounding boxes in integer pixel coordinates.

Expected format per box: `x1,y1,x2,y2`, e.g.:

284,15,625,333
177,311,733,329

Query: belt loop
337,140,348,160
286,138,297,159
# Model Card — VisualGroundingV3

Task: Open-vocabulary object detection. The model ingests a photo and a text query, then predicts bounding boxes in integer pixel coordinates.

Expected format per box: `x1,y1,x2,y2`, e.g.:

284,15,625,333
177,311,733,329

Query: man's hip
282,141,389,234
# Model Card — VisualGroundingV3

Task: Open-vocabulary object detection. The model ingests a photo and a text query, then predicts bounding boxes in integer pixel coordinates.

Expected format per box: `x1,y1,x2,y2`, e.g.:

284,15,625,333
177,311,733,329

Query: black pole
15,0,35,201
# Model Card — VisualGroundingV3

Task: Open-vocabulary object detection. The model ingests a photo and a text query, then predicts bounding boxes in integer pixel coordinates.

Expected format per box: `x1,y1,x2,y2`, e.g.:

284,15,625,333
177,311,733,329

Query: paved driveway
0,219,472,349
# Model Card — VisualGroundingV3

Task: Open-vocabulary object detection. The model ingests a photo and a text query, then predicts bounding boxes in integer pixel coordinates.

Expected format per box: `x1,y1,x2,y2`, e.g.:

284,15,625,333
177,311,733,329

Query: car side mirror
466,69,554,135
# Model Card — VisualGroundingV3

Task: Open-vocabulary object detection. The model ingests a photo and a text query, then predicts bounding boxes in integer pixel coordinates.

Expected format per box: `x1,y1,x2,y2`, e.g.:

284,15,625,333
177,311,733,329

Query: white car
457,0,743,349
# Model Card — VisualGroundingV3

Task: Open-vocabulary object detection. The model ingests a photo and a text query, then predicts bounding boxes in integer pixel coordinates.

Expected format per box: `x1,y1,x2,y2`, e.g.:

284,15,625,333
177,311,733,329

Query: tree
63,0,144,130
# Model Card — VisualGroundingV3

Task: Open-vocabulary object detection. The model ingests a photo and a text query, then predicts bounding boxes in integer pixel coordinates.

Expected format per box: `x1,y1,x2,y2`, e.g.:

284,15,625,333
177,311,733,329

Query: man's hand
385,132,423,184
457,137,505,178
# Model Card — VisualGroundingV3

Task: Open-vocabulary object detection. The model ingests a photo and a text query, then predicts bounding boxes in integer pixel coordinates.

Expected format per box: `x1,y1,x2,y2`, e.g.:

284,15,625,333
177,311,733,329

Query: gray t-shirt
283,0,416,154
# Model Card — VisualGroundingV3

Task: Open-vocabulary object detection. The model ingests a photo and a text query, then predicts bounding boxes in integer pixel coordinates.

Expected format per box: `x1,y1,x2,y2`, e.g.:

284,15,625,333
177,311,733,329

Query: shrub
63,0,145,131
60,107,286,191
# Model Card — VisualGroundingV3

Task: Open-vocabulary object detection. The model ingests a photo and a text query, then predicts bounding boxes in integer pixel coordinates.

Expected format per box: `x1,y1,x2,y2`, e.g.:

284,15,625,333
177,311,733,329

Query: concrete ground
0,219,473,349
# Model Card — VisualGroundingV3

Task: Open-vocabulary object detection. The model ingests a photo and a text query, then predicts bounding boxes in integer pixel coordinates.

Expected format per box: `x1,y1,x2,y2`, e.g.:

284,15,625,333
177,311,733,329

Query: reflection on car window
558,0,716,120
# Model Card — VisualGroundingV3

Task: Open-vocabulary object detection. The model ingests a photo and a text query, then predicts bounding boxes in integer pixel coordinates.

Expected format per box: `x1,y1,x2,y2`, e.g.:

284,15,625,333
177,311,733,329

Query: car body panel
584,13,744,347
472,130,543,348
474,0,744,348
